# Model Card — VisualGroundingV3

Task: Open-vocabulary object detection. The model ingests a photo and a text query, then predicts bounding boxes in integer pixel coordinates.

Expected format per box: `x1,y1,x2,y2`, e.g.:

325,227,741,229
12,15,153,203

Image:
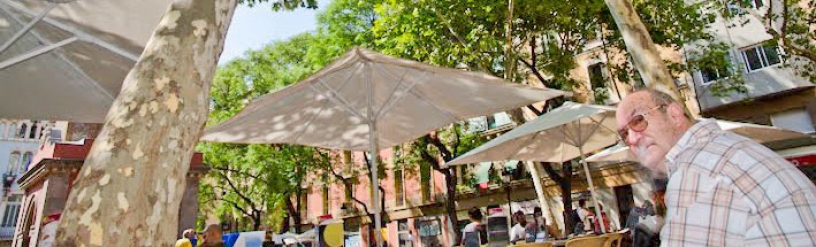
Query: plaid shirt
661,120,816,247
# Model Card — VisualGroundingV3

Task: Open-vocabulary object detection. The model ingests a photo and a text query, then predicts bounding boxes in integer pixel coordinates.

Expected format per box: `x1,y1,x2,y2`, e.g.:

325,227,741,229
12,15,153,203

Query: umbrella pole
369,121,383,247
578,146,607,233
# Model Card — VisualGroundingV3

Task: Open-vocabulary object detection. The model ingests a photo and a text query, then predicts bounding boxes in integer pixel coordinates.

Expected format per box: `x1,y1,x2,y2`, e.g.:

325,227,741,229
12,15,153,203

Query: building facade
8,123,207,247
0,120,65,246
294,2,815,246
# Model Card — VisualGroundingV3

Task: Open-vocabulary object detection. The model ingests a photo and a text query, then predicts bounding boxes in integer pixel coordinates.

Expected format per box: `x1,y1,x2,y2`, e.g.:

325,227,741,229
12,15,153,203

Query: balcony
0,226,15,239
694,61,813,112
467,112,517,136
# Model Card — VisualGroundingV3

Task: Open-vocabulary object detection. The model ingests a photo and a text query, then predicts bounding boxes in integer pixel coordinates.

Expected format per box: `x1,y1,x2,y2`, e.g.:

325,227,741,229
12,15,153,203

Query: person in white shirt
461,208,485,247
510,211,528,244
576,199,592,232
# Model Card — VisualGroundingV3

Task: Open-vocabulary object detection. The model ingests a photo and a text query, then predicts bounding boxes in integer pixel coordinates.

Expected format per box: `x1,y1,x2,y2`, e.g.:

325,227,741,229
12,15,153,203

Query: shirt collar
664,119,721,172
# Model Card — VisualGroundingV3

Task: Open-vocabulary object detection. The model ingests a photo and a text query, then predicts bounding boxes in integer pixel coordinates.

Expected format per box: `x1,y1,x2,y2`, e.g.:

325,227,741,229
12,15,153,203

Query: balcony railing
0,226,16,239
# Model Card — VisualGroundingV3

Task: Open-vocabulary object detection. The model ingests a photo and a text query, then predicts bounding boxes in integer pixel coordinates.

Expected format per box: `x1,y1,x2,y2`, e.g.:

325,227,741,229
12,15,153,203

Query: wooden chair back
603,233,623,247
515,242,554,247
565,235,609,247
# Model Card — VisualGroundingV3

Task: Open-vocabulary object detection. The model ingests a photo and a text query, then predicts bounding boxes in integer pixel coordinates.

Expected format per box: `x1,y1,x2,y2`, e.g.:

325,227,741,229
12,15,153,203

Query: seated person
510,211,528,244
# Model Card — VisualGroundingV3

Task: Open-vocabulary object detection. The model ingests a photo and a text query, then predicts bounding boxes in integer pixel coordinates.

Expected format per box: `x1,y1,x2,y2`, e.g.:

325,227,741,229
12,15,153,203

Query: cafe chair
564,235,609,247
603,232,623,247
515,242,553,247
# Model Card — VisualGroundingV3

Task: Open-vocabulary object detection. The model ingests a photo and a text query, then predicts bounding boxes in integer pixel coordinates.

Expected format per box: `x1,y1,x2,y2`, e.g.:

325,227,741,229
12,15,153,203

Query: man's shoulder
674,130,772,168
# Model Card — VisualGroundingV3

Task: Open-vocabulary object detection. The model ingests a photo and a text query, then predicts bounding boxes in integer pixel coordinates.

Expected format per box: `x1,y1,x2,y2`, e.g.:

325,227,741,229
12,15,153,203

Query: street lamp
2,172,16,197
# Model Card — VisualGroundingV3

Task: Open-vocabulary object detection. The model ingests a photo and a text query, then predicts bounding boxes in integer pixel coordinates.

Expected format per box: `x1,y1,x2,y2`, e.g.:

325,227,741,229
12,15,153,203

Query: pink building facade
298,148,456,247
10,138,207,247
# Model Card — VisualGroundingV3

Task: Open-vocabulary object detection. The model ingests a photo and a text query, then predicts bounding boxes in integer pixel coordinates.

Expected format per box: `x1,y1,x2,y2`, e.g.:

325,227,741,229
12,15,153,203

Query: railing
0,226,16,239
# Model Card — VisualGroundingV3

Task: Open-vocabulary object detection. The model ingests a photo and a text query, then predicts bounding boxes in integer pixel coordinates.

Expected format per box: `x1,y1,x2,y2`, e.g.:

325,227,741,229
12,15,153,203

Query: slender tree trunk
442,168,461,244
253,211,262,231
560,162,574,234
541,162,574,235
54,0,237,245
283,196,297,233
603,0,684,102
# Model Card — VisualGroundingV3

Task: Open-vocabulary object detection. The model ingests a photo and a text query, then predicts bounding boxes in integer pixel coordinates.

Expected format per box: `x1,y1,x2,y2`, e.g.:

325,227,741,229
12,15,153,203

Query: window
16,124,26,138
299,192,308,221
417,218,443,247
739,0,763,8
394,168,405,207
398,219,413,247
322,185,330,215
588,63,606,89
344,178,355,202
8,152,20,175
420,163,432,202
21,152,33,173
28,122,38,139
700,67,732,84
727,0,763,14
6,124,15,139
1,203,20,227
741,45,781,72
771,109,816,134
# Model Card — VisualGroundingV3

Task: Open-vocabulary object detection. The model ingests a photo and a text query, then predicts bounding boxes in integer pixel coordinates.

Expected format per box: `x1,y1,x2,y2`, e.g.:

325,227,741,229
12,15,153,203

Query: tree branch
525,105,542,116
215,171,261,213
539,162,563,182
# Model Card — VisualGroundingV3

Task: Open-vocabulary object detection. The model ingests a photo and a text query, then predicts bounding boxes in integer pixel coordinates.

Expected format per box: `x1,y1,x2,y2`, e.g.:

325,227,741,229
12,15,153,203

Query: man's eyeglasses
617,105,665,145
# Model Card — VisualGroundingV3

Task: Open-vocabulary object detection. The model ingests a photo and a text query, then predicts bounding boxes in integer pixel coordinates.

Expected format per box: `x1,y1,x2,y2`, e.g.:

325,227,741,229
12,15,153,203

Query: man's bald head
616,88,692,175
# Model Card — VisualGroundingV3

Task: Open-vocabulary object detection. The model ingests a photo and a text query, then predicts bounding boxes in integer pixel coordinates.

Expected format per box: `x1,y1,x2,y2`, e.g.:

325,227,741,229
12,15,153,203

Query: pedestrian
616,88,816,246
461,208,486,247
176,229,197,247
198,224,226,247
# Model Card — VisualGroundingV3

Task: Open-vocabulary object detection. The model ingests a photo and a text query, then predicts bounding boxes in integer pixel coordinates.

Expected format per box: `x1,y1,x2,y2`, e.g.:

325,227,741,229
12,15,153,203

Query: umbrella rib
375,68,429,120
373,63,411,117
371,63,458,122
560,125,578,148
510,129,544,162
290,96,332,145
579,114,607,147
307,82,365,119
1,0,139,61
0,2,54,55
312,66,366,119
588,113,617,135
332,63,362,97
0,4,116,101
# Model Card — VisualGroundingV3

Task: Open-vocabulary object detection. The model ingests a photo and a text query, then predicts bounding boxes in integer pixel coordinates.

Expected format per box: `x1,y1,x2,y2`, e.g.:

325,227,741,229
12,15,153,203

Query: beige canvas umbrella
201,47,568,246
0,0,170,122
585,118,809,163
445,101,619,233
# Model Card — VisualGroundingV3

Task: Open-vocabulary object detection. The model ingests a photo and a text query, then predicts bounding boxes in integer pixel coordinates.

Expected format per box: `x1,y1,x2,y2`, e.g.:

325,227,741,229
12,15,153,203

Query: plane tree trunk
604,0,685,102
54,0,237,245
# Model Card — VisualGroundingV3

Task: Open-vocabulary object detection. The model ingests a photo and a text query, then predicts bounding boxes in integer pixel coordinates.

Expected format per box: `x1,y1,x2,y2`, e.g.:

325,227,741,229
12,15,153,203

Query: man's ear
667,103,687,126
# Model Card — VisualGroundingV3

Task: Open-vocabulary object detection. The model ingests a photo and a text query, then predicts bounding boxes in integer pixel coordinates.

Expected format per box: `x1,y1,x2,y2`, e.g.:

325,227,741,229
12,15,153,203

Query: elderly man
616,88,816,246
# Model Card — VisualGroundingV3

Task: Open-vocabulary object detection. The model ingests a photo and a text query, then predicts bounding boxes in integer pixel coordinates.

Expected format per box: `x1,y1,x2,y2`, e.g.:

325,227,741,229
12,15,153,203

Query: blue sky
219,0,331,64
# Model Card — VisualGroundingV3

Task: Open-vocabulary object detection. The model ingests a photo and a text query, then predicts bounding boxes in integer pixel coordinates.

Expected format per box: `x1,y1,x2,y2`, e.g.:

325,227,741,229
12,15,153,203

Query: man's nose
626,129,644,146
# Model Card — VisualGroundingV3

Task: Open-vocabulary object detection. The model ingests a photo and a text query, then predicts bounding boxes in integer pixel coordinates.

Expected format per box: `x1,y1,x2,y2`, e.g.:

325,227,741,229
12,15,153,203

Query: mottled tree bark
604,0,684,102
54,0,237,245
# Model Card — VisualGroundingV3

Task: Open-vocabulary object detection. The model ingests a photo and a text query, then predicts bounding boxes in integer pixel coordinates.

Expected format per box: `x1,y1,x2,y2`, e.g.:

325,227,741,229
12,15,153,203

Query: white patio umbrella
201,47,568,246
445,101,618,233
0,0,170,122
586,118,809,163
